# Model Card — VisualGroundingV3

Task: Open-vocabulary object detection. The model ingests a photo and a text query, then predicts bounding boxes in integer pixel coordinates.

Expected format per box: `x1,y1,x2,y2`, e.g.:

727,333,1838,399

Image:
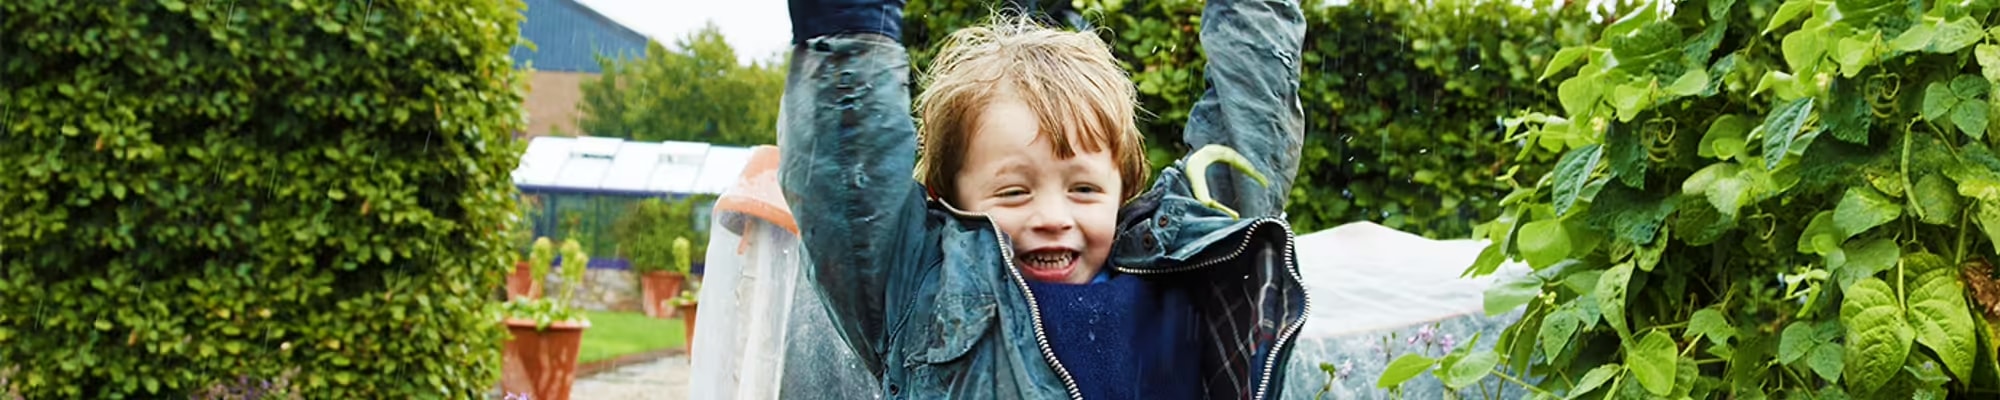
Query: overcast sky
573,0,793,65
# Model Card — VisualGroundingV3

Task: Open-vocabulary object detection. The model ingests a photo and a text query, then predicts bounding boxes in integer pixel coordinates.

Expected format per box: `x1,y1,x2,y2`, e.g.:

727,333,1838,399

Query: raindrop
1469,64,1481,71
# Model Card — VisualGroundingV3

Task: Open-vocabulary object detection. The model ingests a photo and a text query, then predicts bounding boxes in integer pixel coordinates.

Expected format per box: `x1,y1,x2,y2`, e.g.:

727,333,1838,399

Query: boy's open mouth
1019,249,1078,282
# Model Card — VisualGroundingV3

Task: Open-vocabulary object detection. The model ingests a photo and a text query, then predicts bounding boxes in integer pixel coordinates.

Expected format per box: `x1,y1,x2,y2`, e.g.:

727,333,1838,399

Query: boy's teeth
1023,251,1073,268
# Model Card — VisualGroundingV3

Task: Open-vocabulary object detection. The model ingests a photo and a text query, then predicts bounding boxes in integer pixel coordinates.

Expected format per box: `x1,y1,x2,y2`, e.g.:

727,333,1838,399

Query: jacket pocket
910,293,997,365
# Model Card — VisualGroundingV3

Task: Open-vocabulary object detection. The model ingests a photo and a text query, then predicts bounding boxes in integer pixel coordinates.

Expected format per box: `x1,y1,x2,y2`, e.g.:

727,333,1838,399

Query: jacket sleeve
776,32,930,377
1179,0,1306,219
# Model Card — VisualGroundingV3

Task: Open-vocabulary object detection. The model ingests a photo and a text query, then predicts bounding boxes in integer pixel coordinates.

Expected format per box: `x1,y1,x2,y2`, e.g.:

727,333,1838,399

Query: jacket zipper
1113,217,1312,400
992,222,1086,400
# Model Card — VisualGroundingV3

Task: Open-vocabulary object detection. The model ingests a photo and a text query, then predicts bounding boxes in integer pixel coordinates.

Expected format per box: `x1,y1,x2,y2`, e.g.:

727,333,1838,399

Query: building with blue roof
514,0,649,137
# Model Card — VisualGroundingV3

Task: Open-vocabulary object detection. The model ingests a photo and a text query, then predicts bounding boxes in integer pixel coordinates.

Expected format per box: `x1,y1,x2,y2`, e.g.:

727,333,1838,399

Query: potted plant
505,196,541,300
500,237,591,400
667,279,701,354
615,197,698,318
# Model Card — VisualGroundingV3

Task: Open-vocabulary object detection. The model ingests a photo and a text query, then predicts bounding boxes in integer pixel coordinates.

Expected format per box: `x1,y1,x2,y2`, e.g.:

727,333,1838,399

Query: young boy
779,0,1308,398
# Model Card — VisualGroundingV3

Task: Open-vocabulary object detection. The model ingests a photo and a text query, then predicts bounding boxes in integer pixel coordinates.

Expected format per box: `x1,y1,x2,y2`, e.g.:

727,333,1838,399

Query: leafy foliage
905,0,1585,237
0,0,526,396
578,23,786,146
1470,0,2000,395
611,197,706,274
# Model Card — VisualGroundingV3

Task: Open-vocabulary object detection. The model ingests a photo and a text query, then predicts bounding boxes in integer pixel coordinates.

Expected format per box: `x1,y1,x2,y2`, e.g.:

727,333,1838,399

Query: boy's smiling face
952,95,1121,284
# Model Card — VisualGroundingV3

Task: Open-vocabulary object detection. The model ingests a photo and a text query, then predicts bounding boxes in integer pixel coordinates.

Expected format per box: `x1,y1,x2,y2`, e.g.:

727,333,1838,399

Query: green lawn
578,310,688,364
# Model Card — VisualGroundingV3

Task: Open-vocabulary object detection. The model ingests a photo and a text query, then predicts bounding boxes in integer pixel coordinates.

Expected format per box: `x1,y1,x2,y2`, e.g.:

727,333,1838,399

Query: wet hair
914,13,1149,204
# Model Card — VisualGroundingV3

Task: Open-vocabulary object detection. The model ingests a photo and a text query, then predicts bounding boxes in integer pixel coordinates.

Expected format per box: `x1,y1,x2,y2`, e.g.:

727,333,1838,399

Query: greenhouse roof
512,135,754,196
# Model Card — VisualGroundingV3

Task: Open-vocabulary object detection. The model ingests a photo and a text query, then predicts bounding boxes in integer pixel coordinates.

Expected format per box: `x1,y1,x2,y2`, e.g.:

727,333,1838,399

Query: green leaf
1517,220,1573,268
1568,364,1621,399
1924,80,1959,122
1903,253,1975,380
1559,75,1605,118
1833,33,1881,77
1782,26,1830,75
1929,17,1983,53
1628,330,1679,395
1832,186,1902,237
1709,0,1738,19
1465,243,1507,277
1664,68,1709,96
1913,174,1963,225
1686,307,1735,344
1981,203,2000,254
1763,97,1816,170
1825,77,1874,145
1799,211,1843,254
1766,0,1812,34
1700,115,1752,160
1685,21,1728,66
1842,277,1914,394
1485,274,1543,316
1778,321,1827,364
1376,354,1437,388
1808,340,1844,382
1542,47,1589,82
1540,306,1580,358
1599,262,1635,341
1442,350,1499,389
1976,45,2000,83
1953,74,1989,103
1685,162,1750,217
1610,81,1654,122
1554,144,1603,216
1952,76,1984,139
1833,238,1899,290
1890,22,1936,52
1605,120,1647,188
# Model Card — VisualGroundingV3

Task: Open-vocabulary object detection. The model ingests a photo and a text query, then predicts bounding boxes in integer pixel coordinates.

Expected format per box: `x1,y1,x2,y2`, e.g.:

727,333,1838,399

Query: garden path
569,354,690,399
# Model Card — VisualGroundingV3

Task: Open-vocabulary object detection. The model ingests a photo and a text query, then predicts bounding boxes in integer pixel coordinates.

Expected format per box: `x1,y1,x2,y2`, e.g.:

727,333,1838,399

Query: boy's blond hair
915,15,1149,203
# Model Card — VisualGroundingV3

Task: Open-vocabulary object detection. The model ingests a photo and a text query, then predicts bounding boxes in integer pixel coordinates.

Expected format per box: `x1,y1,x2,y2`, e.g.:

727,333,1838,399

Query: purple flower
1336,360,1354,380
1440,334,1456,351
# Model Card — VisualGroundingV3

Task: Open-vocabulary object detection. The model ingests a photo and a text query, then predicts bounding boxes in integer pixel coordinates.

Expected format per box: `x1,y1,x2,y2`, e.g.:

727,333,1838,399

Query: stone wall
543,268,641,312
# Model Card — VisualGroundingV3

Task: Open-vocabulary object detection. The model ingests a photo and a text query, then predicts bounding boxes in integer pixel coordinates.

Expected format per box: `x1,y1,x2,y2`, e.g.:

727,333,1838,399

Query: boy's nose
1025,199,1074,233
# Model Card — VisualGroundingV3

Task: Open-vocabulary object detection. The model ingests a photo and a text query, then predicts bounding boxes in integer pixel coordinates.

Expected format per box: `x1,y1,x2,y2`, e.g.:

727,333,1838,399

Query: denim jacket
777,1,1307,398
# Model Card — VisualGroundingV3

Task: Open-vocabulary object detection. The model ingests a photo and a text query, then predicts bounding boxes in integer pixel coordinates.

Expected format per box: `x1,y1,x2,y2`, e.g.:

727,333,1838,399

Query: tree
578,22,786,146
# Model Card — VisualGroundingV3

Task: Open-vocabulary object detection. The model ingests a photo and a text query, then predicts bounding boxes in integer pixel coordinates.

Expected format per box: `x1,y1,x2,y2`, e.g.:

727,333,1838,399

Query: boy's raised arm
1181,0,1306,219
777,0,926,377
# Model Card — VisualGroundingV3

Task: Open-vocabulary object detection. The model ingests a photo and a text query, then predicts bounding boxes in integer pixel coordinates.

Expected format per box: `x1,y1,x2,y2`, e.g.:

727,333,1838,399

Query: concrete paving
568,355,689,399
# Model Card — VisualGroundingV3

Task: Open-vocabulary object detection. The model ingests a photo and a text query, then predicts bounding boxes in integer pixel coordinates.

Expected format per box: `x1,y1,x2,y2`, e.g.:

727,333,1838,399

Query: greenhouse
511,135,752,260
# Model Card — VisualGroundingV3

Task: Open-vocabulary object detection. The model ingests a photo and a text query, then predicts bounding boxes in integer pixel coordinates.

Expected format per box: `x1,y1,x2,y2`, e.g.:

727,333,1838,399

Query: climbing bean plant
907,0,1584,236
1,0,526,397
1461,0,2000,396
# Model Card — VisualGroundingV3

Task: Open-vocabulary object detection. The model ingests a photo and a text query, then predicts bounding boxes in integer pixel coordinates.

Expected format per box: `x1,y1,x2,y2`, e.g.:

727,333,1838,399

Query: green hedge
1461,0,2000,395
1,0,526,397
905,0,1589,237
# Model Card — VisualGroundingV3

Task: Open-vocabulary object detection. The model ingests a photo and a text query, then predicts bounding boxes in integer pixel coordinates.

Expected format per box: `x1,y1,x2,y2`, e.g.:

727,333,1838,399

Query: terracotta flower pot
507,261,540,301
640,271,686,319
501,319,589,400
677,303,699,354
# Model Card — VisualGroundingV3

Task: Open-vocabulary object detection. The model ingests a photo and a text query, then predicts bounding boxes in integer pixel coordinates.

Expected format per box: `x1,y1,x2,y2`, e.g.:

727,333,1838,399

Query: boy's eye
998,188,1030,198
1070,185,1102,194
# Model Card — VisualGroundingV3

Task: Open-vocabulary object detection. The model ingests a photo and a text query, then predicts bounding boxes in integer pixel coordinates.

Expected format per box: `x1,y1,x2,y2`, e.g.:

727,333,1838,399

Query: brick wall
523,70,594,137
